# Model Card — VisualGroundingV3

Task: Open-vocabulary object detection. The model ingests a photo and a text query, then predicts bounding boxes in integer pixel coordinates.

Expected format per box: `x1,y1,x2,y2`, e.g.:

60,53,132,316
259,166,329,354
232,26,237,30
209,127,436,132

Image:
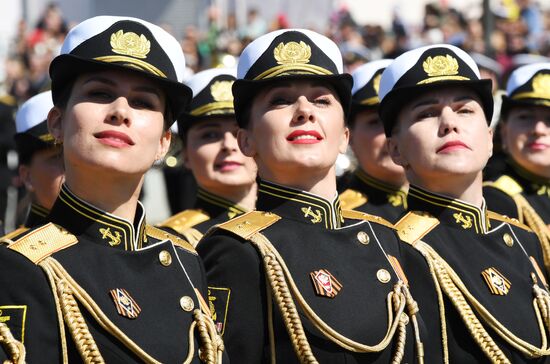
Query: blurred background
1,0,549,229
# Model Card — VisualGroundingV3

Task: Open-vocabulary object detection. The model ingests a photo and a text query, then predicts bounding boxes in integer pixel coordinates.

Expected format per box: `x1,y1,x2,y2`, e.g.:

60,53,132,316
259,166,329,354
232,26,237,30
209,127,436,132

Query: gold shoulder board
484,175,523,196
145,225,197,255
216,211,281,240
157,209,210,234
342,209,394,229
0,94,16,106
8,223,78,264
394,211,439,244
487,210,532,232
339,189,368,210
0,226,30,245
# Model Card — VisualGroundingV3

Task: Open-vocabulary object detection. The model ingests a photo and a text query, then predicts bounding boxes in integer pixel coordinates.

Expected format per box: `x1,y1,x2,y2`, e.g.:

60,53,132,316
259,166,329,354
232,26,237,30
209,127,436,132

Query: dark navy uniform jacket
0,184,218,363
339,169,407,223
198,179,433,363
398,185,550,363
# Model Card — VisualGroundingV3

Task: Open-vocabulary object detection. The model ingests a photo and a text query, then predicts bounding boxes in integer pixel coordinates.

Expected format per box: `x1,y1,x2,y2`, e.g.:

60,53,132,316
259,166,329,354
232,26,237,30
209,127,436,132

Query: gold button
357,231,370,245
503,233,514,247
159,250,172,266
180,296,194,312
377,269,391,283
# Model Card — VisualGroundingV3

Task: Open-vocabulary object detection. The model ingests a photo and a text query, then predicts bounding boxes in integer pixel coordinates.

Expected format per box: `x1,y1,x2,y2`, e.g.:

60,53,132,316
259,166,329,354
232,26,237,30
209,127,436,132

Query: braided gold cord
249,233,415,363
391,315,408,364
261,246,317,363
193,309,225,364
56,279,104,363
0,323,25,364
416,240,550,361
513,194,550,272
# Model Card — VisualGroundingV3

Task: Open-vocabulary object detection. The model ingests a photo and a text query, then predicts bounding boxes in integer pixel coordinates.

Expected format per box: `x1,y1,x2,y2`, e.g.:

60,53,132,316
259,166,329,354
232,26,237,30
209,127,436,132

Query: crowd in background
0,0,549,228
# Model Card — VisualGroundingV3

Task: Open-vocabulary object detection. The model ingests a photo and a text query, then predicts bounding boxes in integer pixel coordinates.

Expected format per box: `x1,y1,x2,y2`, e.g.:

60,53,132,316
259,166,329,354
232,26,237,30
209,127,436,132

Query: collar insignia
110,288,141,319
100,227,122,246
453,212,473,229
301,206,322,224
481,268,511,295
110,30,151,59
310,269,342,298
423,55,459,77
388,193,404,207
210,80,234,102
274,41,311,65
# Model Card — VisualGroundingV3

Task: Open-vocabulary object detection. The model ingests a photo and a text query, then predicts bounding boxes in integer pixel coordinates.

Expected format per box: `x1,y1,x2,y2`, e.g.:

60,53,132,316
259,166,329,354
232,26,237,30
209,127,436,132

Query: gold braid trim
249,232,424,363
0,323,26,364
511,194,550,272
38,257,225,364
414,240,550,361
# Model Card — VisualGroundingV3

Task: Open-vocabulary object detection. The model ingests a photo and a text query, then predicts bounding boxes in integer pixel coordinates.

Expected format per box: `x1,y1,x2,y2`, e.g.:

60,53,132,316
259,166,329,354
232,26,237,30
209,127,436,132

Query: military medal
481,268,511,295
310,269,342,298
109,288,141,319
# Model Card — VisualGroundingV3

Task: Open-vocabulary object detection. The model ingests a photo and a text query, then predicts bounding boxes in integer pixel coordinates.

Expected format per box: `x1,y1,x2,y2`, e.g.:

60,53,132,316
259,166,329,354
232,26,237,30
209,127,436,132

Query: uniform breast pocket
0,305,27,343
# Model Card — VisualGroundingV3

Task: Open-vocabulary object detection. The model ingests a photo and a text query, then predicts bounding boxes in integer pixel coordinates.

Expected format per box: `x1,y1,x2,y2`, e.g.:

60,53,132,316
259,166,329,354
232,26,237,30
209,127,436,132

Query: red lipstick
286,130,323,144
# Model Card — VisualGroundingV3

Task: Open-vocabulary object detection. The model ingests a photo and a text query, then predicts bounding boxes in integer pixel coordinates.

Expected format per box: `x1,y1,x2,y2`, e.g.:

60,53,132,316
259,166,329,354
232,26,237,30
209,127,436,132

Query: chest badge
481,267,511,296
310,269,342,298
109,288,141,319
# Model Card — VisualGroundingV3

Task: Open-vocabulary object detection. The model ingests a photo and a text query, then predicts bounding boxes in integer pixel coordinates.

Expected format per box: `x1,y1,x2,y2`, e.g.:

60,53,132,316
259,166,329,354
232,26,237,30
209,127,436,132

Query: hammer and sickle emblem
100,227,122,246
301,206,323,224
453,212,473,229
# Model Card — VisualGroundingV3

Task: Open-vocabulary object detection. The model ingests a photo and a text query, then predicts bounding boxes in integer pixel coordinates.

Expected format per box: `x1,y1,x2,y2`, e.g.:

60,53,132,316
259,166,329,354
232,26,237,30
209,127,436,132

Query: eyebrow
194,122,223,130
82,76,162,98
411,94,476,109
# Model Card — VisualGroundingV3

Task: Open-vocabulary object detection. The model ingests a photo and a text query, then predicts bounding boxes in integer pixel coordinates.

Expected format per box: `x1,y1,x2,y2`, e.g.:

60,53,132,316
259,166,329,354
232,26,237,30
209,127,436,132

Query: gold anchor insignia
423,55,459,77
388,193,403,207
99,227,122,246
110,30,151,59
210,80,234,102
481,267,511,295
301,206,323,224
531,73,550,99
453,212,473,229
274,41,311,65
372,73,382,94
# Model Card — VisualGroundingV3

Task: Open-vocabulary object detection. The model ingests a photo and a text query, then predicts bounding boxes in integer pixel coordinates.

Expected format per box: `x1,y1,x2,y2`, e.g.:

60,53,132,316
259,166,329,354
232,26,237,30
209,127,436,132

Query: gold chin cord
38,257,224,364
512,194,550,272
413,240,550,364
248,232,425,364
0,322,26,364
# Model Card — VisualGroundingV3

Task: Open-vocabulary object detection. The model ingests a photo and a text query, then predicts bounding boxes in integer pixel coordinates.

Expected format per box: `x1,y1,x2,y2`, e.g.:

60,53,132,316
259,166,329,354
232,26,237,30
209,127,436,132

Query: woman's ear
156,130,172,161
47,106,64,141
19,164,34,192
339,126,350,154
237,128,257,157
387,136,407,168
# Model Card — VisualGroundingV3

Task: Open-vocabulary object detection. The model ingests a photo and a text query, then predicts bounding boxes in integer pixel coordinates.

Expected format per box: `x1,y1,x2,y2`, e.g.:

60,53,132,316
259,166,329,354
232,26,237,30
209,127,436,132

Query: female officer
197,29,426,363
339,59,408,222
0,16,224,363
8,91,63,237
483,63,550,271
380,44,550,362
159,68,257,245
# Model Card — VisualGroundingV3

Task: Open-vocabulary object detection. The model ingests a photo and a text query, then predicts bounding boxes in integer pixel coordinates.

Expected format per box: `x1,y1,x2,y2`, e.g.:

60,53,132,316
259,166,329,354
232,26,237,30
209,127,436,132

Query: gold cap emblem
274,41,311,65
372,73,382,95
423,55,459,77
531,73,550,99
210,80,234,102
110,30,151,59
